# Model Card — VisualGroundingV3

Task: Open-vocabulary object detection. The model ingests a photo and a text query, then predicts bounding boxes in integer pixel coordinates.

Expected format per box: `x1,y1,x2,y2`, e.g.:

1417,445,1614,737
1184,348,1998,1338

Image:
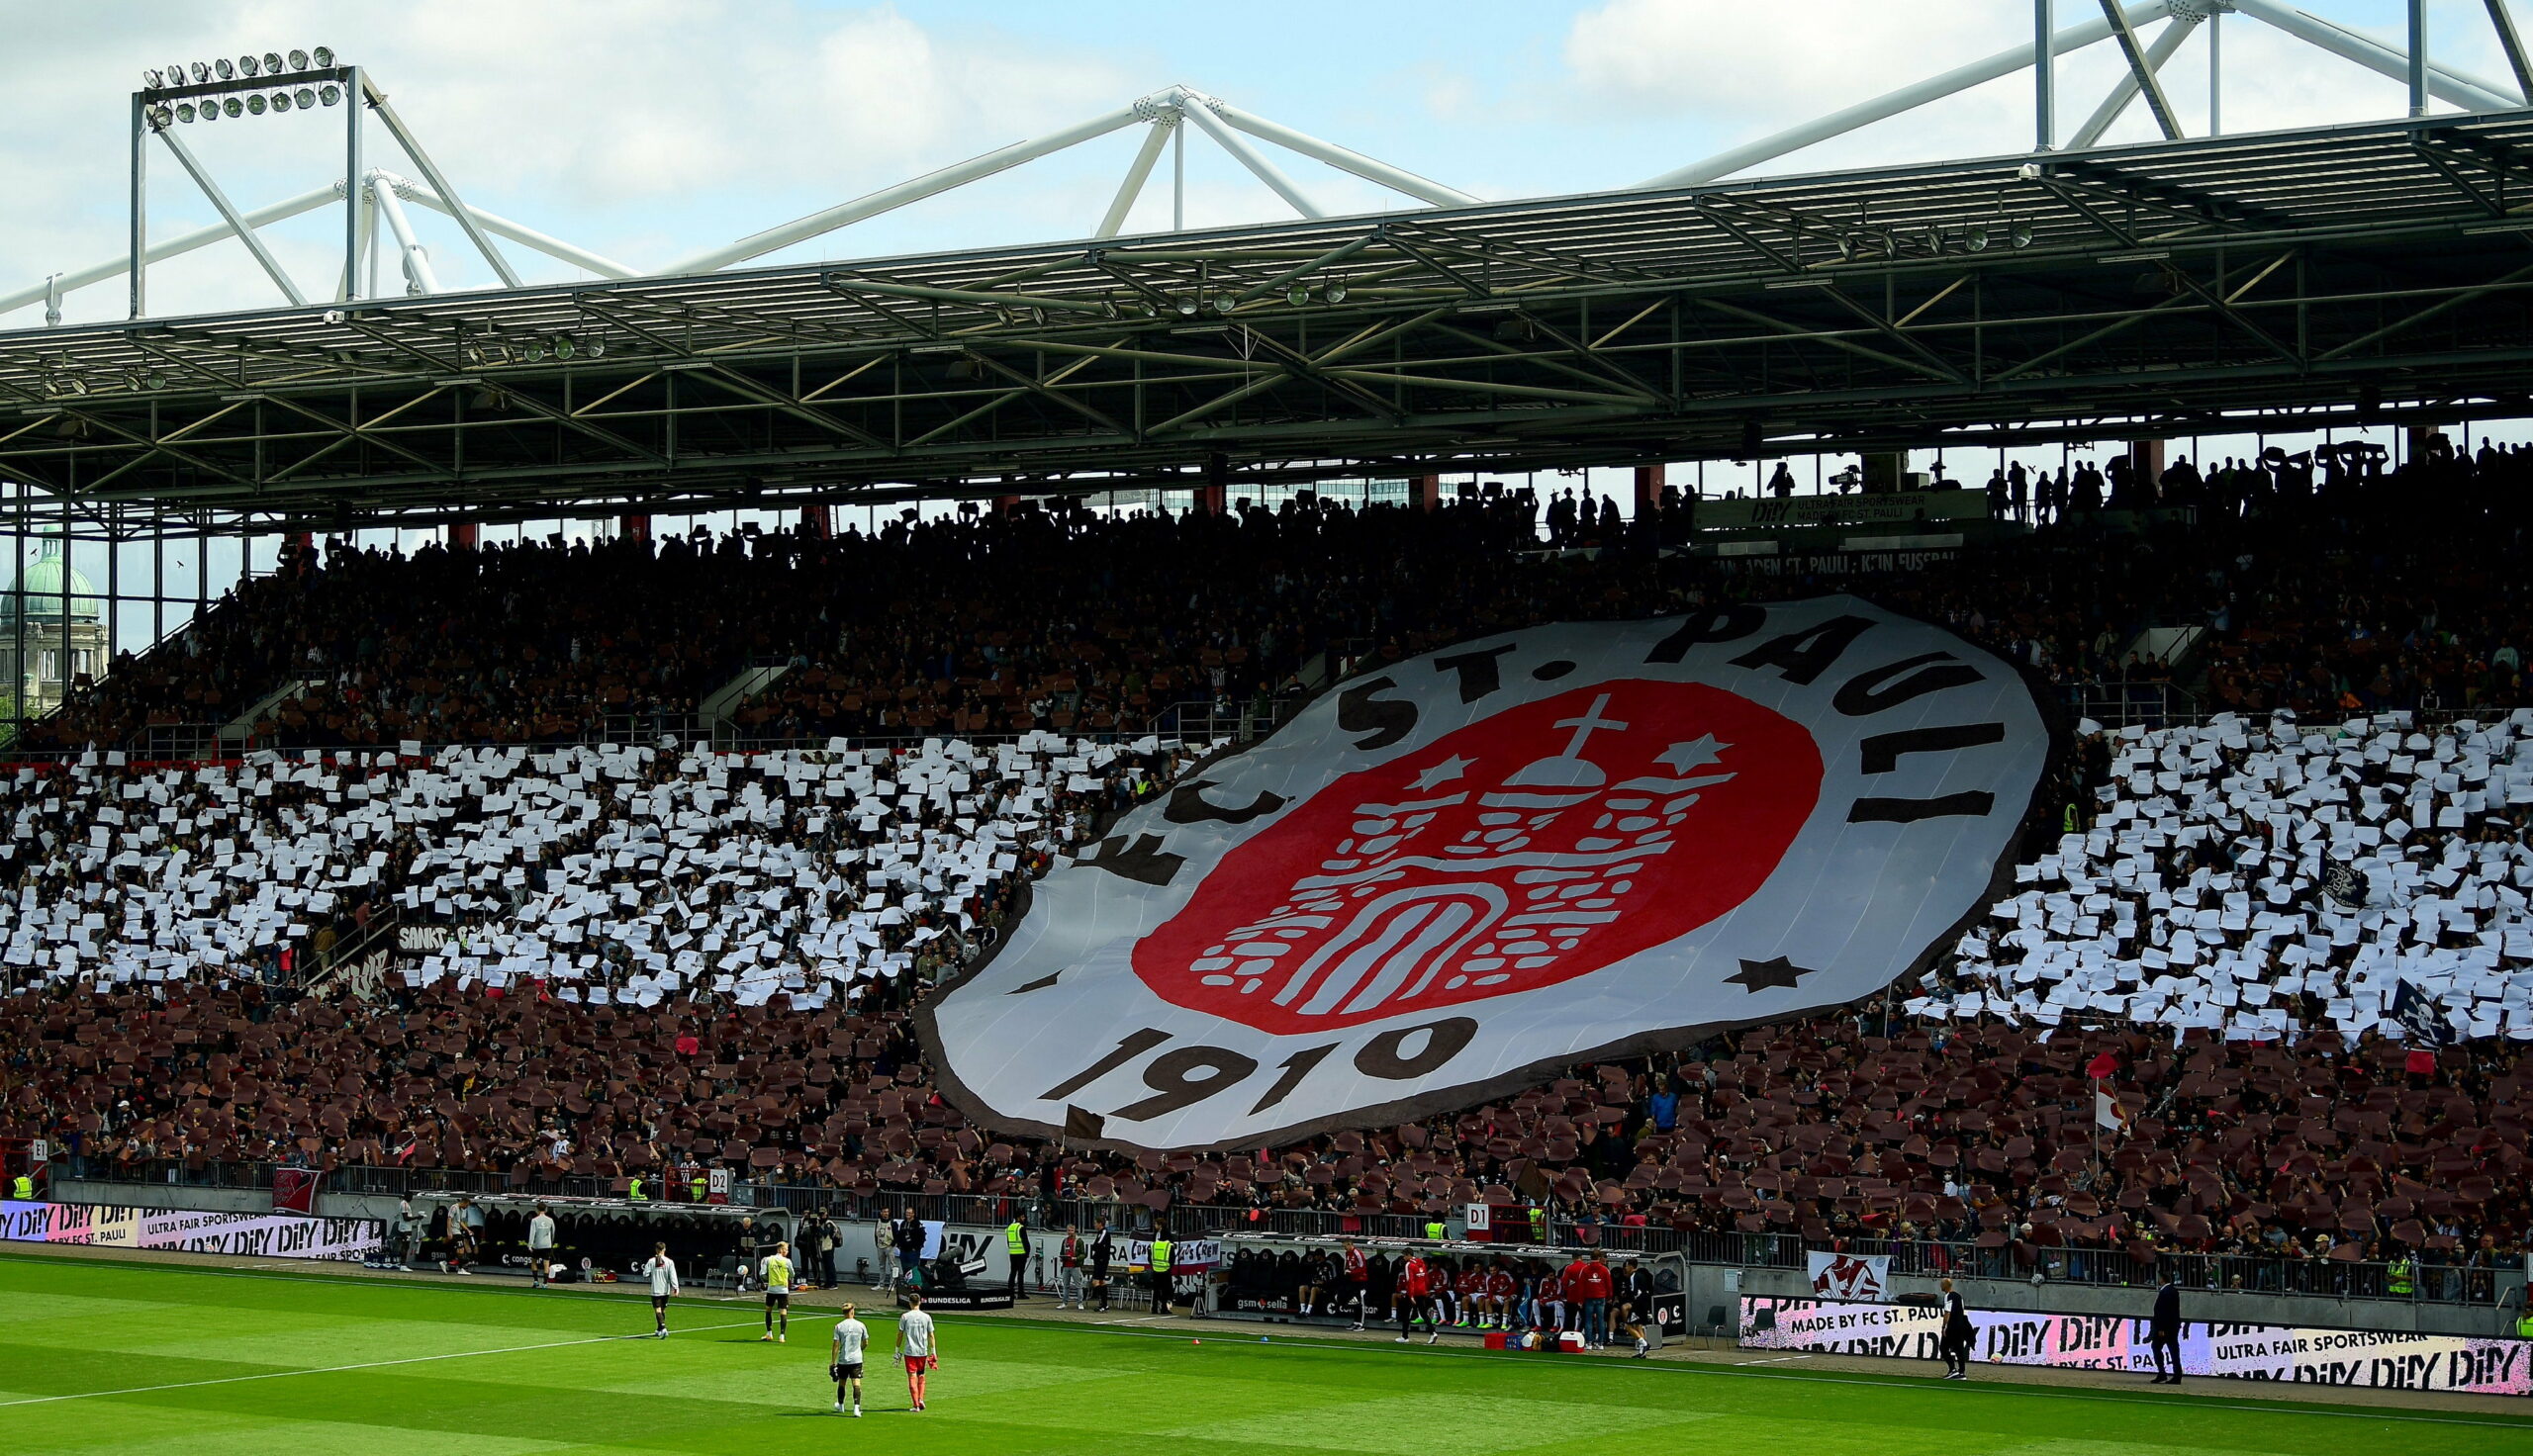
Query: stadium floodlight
144,68,165,89
2010,220,2035,248
585,336,607,359
174,103,196,124
313,46,334,67
319,84,341,106
223,96,243,117
1966,226,1992,252
245,94,266,115
190,61,209,82
551,335,577,361
271,92,292,113
262,51,283,75
1286,284,1309,306
288,48,310,70
146,104,175,129
1175,296,1199,316
214,57,234,79
239,54,260,78
295,87,316,109
1325,279,1348,303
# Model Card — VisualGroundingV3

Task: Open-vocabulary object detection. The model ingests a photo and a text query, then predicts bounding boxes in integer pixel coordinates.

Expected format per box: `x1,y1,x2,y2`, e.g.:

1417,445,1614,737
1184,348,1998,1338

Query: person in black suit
1937,1278,1973,1380
2148,1278,2183,1384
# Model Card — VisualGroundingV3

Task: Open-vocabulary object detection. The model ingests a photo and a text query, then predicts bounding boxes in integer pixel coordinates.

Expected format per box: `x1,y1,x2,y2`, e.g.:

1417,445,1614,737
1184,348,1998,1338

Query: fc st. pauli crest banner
921,597,2051,1149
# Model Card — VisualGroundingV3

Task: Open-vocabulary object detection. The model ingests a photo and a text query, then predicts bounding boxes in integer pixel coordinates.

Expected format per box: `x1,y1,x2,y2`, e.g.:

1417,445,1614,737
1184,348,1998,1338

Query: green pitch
2,1254,2528,1455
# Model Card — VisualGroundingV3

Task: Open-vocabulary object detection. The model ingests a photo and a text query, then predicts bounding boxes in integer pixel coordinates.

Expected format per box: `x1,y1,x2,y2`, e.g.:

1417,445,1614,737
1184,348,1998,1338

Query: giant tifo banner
2,1200,383,1261
1741,1297,2533,1397
923,599,2051,1149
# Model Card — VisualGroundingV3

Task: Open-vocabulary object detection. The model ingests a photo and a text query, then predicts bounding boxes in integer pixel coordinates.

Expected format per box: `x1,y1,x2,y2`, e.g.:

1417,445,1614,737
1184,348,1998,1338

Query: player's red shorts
902,1355,938,1373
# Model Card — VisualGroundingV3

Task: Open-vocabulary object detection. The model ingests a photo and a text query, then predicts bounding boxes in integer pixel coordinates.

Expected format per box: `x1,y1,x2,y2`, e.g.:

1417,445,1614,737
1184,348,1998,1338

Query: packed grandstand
6,440,2533,1307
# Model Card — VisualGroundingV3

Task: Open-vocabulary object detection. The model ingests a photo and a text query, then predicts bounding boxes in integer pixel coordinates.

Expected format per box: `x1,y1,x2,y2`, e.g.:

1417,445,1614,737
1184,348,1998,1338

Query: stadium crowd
8,438,2533,1292
34,435,2533,756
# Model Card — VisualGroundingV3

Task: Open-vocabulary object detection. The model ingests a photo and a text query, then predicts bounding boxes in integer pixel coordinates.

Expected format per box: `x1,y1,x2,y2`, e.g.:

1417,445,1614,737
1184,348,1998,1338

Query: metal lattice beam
8,116,2533,531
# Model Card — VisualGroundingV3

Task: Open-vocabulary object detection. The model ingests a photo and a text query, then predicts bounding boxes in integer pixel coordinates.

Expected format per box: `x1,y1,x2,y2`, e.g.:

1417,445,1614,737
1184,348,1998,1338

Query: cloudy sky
5,2,2528,647
0,0,2521,326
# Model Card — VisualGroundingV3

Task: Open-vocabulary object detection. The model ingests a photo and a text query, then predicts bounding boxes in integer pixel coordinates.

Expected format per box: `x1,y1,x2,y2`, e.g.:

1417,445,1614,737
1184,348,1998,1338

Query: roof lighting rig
140,46,345,126
126,46,522,321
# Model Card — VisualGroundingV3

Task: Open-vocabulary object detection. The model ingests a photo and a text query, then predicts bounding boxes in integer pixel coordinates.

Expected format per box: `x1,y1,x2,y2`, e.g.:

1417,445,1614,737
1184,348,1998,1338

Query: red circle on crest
1132,680,1825,1033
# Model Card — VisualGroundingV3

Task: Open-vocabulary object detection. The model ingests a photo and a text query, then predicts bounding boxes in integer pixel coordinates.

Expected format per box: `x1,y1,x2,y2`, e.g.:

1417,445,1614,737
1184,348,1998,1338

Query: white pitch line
0,1319,763,1409
6,1254,2526,1431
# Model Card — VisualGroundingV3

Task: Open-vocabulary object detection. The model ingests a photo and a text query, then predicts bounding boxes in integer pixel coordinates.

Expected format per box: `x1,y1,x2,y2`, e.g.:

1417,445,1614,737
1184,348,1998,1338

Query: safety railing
2067,680,2202,731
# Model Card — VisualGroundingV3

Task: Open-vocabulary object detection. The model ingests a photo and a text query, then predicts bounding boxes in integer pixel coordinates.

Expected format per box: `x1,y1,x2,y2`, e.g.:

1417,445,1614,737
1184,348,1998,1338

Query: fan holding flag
2089,1050,2130,1169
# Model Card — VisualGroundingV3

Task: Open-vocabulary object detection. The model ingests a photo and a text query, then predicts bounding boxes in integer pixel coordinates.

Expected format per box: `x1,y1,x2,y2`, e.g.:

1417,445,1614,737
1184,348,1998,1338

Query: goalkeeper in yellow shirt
760,1241,796,1343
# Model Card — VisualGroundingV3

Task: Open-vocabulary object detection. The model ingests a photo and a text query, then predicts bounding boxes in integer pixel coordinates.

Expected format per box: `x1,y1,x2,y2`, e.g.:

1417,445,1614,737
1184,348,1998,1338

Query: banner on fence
1,1200,381,1262
1805,1251,1891,1301
270,1168,319,1215
1741,1297,2533,1396
925,600,2050,1149
1693,490,1990,531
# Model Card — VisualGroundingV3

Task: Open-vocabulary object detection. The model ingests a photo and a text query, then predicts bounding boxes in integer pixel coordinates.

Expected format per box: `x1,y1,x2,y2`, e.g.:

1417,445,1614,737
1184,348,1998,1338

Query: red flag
2085,1051,2118,1081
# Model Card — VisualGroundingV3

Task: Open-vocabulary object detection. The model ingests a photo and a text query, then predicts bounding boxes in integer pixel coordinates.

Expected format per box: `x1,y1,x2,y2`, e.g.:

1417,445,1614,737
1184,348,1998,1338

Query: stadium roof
8,112,2533,529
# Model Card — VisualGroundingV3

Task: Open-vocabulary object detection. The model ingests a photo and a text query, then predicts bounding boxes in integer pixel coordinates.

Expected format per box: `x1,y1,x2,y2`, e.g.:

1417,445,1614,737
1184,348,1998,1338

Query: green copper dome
0,537,100,622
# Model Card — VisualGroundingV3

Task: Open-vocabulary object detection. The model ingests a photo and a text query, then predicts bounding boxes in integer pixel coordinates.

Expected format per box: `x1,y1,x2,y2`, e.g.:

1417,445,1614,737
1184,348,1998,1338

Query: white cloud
5,2,2522,328
1567,0,2002,130
1561,0,2530,180
0,1,1141,324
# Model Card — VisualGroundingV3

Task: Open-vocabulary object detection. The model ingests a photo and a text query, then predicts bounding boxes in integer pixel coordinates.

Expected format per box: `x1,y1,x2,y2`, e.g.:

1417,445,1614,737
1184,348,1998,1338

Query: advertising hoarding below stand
1740,1296,2532,1396
3,1200,381,1261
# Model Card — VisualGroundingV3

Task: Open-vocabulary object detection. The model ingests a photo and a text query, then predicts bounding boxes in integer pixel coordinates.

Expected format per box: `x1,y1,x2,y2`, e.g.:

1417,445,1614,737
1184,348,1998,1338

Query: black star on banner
1726,956,1818,992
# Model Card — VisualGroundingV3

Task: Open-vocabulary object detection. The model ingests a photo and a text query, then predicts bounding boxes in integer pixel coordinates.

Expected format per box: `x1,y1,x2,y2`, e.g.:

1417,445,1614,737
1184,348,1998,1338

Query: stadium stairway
219,678,323,749
702,661,794,747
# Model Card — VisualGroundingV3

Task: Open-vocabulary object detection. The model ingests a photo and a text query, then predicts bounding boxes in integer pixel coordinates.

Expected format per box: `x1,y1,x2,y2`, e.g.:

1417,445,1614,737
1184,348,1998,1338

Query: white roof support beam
1207,98,1481,208
1645,0,2182,186
383,174,637,280
368,176,441,295
336,170,377,305
2487,0,2533,105
672,102,1148,274
2227,0,2519,113
1176,92,1327,220
2099,0,2187,138
2072,14,2201,148
1097,121,1174,239
360,78,522,288
152,127,308,309
0,185,339,320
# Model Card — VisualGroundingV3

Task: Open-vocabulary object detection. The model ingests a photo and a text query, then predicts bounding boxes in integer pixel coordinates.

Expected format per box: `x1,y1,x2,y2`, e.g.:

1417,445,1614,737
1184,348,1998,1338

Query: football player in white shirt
895,1293,938,1412
641,1242,680,1338
829,1304,871,1416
